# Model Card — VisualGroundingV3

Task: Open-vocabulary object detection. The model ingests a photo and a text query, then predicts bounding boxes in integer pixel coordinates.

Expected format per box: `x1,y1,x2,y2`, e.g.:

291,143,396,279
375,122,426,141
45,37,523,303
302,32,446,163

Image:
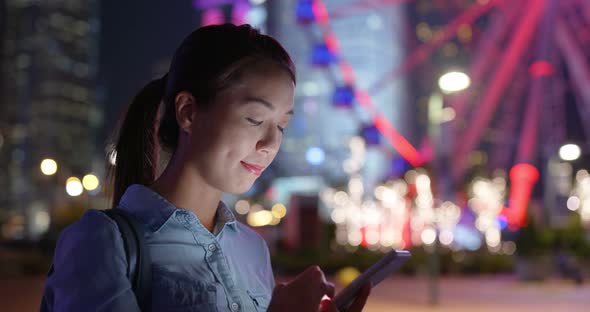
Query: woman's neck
149,154,222,233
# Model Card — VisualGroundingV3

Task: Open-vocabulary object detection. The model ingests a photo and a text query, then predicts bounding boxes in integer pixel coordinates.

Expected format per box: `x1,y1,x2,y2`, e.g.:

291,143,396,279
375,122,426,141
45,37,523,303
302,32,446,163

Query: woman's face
186,63,295,194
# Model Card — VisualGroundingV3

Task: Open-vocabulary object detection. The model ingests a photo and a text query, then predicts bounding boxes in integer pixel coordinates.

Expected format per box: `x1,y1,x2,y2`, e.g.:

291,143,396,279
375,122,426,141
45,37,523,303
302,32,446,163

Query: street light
438,71,470,94
559,143,581,161
65,177,83,197
40,158,58,176
82,174,100,191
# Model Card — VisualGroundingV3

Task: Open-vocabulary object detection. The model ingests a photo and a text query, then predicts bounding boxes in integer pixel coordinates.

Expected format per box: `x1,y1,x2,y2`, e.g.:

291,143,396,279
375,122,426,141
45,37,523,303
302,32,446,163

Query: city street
3,0,590,311
1,275,588,311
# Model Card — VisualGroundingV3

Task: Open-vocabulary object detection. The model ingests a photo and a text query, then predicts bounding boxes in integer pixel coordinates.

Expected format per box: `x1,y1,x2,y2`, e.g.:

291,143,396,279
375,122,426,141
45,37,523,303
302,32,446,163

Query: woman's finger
324,282,335,298
318,298,339,312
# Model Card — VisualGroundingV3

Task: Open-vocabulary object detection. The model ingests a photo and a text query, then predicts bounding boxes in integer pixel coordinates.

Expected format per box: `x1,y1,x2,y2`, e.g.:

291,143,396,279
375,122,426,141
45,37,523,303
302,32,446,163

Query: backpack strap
103,208,152,312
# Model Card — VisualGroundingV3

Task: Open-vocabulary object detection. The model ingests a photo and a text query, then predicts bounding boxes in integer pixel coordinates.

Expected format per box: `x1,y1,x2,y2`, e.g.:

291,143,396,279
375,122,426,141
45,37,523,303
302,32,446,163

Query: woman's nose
256,126,281,154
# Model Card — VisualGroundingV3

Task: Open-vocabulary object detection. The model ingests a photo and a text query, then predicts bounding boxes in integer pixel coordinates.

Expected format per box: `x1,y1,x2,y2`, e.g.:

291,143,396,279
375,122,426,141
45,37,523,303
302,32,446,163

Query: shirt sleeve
42,209,141,312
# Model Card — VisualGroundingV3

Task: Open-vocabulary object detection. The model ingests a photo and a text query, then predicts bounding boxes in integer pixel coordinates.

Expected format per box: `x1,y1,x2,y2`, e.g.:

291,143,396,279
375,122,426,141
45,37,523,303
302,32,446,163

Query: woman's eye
246,118,263,126
277,126,285,133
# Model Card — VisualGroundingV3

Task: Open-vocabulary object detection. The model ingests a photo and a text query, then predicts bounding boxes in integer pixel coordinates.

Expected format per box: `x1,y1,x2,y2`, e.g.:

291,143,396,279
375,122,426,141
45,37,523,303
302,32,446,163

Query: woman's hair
108,24,296,207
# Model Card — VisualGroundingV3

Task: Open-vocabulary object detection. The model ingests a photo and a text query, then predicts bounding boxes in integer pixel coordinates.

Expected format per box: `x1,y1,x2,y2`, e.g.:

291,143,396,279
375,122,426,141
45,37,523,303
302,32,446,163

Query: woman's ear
175,91,196,135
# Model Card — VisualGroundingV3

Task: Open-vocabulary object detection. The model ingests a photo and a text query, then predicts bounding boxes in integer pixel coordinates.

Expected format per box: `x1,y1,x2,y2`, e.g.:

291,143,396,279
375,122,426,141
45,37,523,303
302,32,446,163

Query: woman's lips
240,161,264,176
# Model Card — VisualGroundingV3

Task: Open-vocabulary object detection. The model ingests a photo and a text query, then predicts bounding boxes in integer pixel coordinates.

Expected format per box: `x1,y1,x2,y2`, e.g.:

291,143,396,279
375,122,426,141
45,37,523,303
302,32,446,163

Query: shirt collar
213,201,238,234
118,184,237,233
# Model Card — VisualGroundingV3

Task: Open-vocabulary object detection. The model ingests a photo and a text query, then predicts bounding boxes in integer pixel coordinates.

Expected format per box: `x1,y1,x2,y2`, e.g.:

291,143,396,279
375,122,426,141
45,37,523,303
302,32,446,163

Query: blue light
454,225,482,251
332,85,354,108
498,215,508,230
311,43,336,67
389,157,409,178
361,125,380,146
296,0,315,24
306,147,325,165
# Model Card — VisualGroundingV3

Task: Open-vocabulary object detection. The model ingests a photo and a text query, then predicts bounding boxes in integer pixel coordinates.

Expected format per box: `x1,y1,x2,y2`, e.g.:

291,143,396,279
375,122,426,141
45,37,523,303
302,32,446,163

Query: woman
41,24,370,311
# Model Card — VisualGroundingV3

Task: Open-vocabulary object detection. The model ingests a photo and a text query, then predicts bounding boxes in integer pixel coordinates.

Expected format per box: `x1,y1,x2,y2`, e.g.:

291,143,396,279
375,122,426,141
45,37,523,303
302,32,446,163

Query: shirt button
208,244,217,252
230,302,239,311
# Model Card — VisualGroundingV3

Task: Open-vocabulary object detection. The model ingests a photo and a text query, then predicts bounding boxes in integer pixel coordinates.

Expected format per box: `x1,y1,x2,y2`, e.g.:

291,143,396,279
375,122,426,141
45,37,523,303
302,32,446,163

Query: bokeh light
40,159,58,176
82,174,99,191
559,143,581,161
65,177,83,197
271,203,287,218
235,200,250,215
438,71,470,93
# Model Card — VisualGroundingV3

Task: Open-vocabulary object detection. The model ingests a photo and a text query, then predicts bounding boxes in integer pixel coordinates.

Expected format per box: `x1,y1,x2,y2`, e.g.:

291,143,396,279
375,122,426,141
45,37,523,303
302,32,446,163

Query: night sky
97,0,199,146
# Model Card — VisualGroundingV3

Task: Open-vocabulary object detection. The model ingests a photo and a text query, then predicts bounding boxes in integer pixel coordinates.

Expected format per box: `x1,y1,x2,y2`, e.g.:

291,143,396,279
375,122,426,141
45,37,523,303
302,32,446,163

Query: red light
509,163,540,182
323,32,341,53
201,8,224,26
373,115,424,167
338,63,356,85
360,226,368,247
529,61,554,77
311,0,329,26
505,163,540,227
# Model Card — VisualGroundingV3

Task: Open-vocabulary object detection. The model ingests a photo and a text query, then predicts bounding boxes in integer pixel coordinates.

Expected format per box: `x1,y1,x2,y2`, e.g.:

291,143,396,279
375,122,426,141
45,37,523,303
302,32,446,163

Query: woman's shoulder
60,209,118,239
45,209,137,311
234,221,270,250
54,209,124,260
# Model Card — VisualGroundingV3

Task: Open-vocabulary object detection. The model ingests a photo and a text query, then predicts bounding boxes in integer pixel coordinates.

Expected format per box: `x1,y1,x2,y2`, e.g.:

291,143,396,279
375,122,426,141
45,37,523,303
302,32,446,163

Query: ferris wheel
296,0,588,228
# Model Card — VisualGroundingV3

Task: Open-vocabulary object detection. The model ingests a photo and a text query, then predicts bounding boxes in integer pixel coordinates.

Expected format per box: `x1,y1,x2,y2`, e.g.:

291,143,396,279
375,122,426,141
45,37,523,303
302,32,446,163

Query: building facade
0,0,101,239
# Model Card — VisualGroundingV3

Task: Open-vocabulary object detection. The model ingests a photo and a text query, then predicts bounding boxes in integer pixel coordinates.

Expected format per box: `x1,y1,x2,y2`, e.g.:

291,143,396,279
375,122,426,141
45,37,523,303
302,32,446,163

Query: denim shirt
41,184,275,312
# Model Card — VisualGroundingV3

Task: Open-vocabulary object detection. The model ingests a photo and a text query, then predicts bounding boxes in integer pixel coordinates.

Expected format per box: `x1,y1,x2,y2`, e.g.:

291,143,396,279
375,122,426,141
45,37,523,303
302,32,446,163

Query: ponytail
109,75,167,207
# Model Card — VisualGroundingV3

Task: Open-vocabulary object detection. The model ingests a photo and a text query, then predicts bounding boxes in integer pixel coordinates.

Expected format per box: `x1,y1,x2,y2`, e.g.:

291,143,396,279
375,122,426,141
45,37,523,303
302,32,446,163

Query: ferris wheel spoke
488,66,527,171
555,17,590,148
309,0,424,167
368,0,500,96
515,0,559,164
451,0,546,182
449,2,523,125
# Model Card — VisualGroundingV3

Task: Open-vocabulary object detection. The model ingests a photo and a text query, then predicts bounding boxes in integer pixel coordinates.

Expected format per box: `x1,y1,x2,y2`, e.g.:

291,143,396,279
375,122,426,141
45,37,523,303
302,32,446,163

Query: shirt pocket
247,290,271,312
152,267,218,312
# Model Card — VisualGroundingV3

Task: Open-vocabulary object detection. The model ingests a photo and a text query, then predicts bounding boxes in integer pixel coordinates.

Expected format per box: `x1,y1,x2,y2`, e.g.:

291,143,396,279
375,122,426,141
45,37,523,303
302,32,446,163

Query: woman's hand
267,266,372,312
268,265,335,312
318,283,371,312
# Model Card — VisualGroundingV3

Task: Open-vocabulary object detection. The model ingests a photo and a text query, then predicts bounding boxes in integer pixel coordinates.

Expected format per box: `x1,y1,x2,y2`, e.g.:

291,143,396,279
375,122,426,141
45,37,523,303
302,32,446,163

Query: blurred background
1,0,590,310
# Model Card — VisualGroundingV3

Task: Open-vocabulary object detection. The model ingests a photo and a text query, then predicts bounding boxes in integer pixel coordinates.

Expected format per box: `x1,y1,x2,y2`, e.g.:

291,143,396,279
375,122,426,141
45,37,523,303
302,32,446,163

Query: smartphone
333,249,411,311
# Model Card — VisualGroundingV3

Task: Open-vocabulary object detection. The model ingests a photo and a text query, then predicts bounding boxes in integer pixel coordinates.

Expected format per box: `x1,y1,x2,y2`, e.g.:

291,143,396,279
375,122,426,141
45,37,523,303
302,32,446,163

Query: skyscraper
0,0,101,239
267,0,412,184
